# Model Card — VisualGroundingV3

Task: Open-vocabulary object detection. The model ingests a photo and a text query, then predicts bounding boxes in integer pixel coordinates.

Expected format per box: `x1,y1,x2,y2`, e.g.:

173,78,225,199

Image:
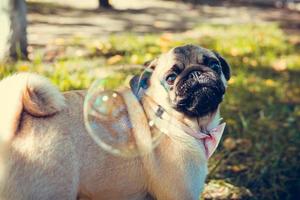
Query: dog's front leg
146,143,208,200
147,166,207,200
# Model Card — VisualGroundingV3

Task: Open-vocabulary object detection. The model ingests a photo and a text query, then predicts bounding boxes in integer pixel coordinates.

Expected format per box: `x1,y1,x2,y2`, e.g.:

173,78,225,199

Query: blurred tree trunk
0,0,28,61
98,0,112,9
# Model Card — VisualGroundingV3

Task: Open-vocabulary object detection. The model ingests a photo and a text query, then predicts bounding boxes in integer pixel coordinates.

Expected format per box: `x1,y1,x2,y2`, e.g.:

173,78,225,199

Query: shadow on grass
27,0,300,35
206,61,300,199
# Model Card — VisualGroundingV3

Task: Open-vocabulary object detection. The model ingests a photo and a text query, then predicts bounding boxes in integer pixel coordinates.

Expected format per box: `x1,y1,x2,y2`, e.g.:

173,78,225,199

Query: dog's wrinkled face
143,44,230,118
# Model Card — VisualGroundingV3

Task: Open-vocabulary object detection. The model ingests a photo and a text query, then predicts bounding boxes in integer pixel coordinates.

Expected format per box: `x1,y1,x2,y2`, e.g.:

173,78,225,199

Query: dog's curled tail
0,73,66,142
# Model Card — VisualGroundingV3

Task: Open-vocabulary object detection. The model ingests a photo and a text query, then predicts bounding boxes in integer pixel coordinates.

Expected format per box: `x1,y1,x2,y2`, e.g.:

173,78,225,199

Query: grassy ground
1,23,299,200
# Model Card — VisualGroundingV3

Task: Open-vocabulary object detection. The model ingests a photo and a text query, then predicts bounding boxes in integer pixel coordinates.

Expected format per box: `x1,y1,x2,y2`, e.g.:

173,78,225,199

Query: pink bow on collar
182,123,226,159
147,102,226,159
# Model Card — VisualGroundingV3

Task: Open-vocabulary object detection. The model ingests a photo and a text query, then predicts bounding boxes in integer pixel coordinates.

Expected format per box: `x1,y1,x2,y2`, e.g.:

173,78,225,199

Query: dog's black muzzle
173,65,225,117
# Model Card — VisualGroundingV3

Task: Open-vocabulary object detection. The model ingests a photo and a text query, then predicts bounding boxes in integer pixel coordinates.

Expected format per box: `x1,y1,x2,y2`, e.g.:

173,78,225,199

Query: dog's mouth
172,69,225,117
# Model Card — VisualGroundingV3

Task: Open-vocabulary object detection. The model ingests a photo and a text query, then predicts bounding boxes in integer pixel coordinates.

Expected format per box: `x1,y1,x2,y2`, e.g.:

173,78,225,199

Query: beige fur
0,73,65,142
0,45,229,200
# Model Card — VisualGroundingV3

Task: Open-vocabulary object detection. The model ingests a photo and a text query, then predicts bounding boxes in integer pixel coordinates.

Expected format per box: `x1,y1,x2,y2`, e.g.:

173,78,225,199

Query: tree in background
0,0,28,61
98,0,112,9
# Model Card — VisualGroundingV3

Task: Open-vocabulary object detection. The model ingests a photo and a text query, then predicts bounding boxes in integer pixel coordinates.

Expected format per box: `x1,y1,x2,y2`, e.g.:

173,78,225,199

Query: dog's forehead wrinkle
172,53,198,69
173,45,191,56
171,46,218,67
174,56,189,68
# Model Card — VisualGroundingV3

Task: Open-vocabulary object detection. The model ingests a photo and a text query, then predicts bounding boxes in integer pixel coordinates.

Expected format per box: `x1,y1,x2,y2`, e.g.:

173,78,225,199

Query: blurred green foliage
0,23,299,200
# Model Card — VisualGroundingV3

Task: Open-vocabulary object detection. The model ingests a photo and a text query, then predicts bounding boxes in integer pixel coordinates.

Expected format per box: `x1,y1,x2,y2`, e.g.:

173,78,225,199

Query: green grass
1,23,299,200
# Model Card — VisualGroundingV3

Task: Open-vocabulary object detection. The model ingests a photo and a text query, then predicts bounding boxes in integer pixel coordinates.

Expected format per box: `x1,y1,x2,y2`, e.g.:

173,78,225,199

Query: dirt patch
27,0,300,47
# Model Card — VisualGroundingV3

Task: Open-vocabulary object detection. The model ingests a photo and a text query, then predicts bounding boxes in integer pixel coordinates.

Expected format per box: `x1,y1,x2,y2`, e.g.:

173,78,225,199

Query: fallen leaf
223,137,237,151
236,138,252,152
272,59,287,71
107,55,123,65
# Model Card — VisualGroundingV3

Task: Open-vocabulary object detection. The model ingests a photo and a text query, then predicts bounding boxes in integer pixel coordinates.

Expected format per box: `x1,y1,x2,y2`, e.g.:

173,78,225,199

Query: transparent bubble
84,79,166,158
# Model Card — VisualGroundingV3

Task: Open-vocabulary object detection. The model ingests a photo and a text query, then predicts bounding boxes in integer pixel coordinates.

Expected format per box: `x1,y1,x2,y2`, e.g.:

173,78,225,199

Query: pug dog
0,44,230,200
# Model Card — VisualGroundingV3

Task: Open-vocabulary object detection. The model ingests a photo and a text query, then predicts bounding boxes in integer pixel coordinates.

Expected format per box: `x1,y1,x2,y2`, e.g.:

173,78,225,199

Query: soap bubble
84,79,165,158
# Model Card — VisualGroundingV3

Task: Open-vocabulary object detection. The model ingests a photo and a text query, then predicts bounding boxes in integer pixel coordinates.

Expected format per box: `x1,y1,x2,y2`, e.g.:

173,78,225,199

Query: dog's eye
165,72,178,85
209,61,221,74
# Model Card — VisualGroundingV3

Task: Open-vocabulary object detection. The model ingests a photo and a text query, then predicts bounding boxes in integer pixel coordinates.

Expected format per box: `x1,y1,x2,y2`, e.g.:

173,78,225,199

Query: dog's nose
187,70,208,85
188,71,202,81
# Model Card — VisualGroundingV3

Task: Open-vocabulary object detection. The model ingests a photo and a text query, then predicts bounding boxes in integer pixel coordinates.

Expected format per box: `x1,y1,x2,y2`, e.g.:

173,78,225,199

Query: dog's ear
139,58,158,89
143,58,157,70
130,58,157,95
213,51,231,81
